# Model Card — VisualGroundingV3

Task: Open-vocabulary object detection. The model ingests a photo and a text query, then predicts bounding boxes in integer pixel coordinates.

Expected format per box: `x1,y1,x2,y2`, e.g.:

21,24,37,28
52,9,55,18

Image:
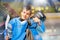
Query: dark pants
8,38,11,40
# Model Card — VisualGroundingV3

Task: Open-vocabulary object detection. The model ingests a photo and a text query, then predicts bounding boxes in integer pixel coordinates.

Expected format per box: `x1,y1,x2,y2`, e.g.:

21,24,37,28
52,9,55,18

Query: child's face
21,8,30,20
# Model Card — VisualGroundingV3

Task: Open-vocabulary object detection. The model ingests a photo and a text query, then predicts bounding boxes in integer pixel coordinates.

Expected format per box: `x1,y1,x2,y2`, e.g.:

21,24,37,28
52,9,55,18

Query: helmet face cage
34,11,46,21
34,11,43,19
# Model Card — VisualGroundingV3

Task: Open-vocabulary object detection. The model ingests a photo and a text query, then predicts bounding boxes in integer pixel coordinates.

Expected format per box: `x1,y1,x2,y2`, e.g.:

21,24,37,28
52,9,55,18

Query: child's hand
33,17,40,23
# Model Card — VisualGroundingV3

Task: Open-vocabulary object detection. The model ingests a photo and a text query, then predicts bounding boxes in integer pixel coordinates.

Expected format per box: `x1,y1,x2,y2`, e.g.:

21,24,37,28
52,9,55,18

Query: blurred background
0,0,60,40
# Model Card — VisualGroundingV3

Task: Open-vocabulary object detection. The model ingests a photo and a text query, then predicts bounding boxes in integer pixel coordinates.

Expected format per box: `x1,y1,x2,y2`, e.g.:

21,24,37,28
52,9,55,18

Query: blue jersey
8,17,28,40
28,19,45,40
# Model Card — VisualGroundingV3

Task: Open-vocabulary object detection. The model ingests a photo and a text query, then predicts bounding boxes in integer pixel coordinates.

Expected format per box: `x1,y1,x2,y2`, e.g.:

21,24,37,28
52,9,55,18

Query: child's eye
23,11,25,13
26,13,29,15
